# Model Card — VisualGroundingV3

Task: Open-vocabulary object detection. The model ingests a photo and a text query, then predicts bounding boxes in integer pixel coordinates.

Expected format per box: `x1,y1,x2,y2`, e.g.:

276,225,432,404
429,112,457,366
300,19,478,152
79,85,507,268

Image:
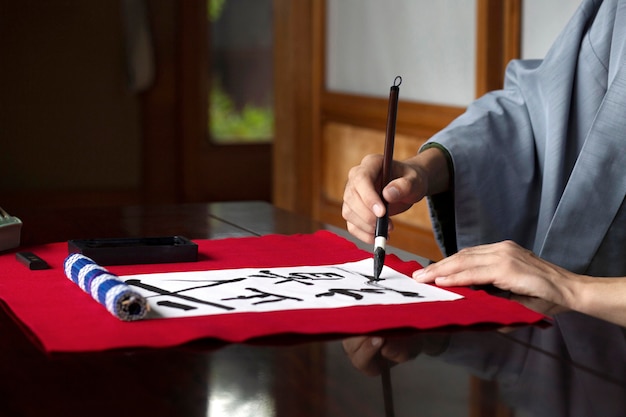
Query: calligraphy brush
381,358,395,417
374,76,401,280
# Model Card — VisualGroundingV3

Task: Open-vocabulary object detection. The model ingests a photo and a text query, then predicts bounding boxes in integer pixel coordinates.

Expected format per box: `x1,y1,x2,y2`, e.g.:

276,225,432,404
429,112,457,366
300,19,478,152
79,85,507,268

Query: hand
341,154,427,244
342,335,423,376
413,240,576,307
342,333,449,376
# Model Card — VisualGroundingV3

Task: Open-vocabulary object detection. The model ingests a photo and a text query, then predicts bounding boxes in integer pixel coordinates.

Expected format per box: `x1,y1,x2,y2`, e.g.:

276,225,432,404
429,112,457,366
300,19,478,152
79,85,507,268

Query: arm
569,276,626,327
342,146,450,244
413,240,626,327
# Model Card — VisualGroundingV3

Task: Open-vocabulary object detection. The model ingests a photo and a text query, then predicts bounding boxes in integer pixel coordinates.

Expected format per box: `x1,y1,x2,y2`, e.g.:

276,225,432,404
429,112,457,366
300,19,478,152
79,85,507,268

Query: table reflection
342,311,626,416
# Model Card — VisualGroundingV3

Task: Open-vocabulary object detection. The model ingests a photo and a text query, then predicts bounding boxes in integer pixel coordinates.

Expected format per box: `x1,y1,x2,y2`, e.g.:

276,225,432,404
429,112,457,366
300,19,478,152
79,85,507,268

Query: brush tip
373,247,386,280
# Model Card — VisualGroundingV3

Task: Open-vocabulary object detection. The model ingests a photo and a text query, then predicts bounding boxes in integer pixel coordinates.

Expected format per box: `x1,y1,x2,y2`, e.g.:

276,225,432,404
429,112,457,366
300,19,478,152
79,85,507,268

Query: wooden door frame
175,0,273,204
476,0,521,95
272,0,321,215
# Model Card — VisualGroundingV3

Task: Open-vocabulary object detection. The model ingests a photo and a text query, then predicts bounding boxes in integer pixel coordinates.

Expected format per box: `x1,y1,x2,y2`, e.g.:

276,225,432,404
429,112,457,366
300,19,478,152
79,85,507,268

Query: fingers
380,337,421,364
412,241,527,287
342,335,421,376
342,155,385,243
414,264,496,287
382,163,424,213
342,336,386,376
342,200,377,244
412,246,488,285
342,154,427,244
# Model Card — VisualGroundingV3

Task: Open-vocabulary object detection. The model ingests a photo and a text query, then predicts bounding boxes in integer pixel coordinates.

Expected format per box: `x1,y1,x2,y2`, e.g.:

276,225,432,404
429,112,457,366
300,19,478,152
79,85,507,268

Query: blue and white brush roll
64,253,149,321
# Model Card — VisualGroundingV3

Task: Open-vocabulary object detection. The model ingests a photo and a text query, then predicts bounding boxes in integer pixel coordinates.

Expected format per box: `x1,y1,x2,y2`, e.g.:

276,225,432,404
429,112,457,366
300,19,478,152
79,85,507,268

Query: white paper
121,259,463,319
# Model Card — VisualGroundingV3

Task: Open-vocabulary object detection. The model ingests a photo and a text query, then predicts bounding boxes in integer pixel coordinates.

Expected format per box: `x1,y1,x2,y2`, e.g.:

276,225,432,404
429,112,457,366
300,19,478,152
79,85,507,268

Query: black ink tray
68,236,198,266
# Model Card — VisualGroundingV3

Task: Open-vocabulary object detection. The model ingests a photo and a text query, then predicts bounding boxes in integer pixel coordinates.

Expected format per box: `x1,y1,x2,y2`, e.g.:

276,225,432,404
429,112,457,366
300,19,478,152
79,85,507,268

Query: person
342,0,626,328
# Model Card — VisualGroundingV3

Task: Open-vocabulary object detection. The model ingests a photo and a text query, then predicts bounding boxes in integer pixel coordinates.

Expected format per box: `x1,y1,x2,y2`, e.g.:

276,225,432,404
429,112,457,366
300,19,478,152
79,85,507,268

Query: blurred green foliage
210,80,273,143
208,0,273,143
208,0,226,22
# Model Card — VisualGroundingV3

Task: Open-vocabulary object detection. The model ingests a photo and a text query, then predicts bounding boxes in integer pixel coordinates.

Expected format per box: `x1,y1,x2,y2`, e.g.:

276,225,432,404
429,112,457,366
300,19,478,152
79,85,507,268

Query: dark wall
0,1,143,204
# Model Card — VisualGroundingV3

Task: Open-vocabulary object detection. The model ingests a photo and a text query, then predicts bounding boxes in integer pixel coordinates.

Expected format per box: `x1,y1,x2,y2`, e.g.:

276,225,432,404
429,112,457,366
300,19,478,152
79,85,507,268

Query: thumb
383,173,424,205
381,183,402,203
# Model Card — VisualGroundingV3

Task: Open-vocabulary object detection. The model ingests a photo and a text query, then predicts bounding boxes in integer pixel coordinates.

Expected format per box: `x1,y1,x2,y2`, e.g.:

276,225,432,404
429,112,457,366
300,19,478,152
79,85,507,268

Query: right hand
342,153,428,244
342,335,423,376
342,333,450,376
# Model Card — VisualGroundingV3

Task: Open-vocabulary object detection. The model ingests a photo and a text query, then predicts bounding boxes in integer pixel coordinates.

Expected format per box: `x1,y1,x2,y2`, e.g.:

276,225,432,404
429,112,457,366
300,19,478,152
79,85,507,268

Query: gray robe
425,0,626,277
439,312,626,417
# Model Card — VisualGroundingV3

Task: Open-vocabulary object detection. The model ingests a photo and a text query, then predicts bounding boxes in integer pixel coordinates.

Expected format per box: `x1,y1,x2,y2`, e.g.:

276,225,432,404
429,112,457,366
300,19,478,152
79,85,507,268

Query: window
209,0,274,144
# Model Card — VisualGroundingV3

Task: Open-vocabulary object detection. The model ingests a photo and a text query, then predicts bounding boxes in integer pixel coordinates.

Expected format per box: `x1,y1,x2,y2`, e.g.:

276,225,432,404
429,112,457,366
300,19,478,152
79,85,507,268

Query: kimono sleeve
421,59,542,255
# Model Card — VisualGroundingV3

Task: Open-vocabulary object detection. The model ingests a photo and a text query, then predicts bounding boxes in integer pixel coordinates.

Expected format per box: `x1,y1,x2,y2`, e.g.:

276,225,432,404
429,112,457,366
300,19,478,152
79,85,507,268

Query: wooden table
3,201,625,417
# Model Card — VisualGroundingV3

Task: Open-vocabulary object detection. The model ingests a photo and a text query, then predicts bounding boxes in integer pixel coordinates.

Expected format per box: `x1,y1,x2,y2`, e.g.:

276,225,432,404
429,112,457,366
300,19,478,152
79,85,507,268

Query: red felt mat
0,231,545,353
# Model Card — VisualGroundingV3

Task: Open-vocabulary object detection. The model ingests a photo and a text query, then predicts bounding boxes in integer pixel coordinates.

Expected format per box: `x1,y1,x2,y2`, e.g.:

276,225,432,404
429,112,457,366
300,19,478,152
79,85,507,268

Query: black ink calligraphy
156,300,197,311
249,270,344,285
315,288,386,300
316,287,424,301
126,279,235,311
222,287,303,305
122,261,445,318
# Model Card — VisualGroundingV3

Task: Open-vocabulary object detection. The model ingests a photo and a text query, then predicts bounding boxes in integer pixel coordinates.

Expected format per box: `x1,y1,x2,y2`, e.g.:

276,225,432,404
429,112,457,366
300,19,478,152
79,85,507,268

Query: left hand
413,240,576,307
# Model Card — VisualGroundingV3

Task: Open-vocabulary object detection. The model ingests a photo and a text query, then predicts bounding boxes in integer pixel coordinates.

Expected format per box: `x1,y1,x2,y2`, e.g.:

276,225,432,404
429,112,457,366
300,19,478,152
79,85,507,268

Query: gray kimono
425,0,626,276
